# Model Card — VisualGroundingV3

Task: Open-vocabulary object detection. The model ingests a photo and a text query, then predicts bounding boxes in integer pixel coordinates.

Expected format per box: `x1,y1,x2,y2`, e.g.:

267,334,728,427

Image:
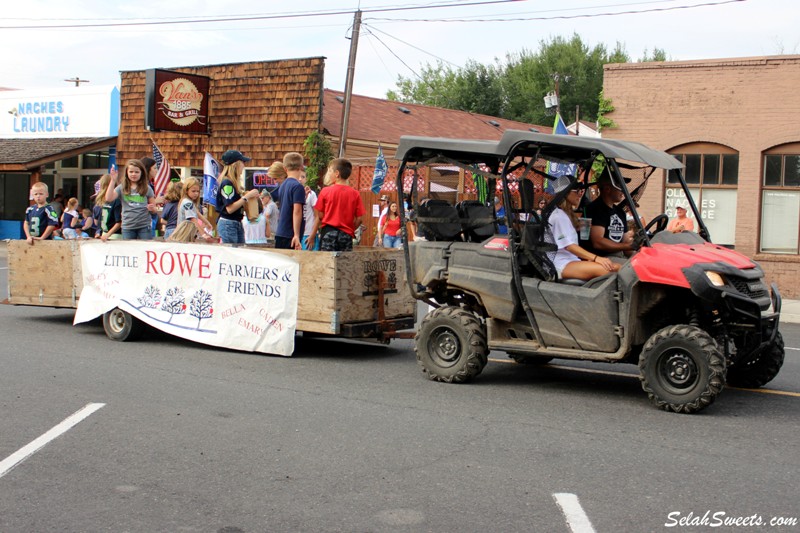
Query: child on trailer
243,197,270,244
61,198,82,239
81,208,96,238
160,181,183,239
23,182,59,244
177,177,216,242
95,173,122,241
104,160,157,240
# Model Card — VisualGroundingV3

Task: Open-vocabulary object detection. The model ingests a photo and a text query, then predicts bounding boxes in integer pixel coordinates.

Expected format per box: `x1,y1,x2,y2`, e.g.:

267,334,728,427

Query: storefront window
0,173,31,220
61,156,79,168
760,150,800,254
83,151,110,170
667,147,739,247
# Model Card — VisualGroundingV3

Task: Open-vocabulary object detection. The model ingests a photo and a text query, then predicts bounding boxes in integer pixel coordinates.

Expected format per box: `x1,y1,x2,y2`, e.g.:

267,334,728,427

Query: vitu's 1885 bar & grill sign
144,69,211,134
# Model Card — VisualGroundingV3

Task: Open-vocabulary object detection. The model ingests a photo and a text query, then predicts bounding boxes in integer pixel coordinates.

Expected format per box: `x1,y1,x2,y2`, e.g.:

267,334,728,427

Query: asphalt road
1,257,798,533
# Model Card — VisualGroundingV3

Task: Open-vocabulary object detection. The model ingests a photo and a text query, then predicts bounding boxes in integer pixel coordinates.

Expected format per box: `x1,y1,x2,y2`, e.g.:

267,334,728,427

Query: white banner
74,241,299,356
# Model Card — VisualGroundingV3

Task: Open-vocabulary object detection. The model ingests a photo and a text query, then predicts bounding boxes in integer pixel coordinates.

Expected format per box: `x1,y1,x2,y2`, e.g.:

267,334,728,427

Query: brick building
603,55,800,297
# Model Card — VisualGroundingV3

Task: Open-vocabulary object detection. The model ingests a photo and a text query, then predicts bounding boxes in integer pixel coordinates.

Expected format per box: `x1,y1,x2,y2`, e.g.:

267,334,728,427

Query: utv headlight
705,271,726,287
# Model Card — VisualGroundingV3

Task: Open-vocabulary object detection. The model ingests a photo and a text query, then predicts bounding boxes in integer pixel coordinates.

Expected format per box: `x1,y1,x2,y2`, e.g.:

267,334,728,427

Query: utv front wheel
415,306,488,383
726,331,785,388
639,325,726,414
103,308,142,342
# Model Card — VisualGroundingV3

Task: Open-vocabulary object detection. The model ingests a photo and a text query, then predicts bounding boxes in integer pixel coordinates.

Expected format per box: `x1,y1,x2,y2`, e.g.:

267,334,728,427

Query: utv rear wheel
415,306,488,383
726,332,785,388
639,325,726,414
103,308,142,342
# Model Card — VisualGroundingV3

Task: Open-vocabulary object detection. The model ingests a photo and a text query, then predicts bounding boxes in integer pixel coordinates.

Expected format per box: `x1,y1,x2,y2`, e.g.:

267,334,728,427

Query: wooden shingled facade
117,57,325,166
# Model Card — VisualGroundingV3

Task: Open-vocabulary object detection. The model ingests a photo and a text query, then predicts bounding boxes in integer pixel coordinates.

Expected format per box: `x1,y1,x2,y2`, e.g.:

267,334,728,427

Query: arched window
761,142,800,254
667,143,739,247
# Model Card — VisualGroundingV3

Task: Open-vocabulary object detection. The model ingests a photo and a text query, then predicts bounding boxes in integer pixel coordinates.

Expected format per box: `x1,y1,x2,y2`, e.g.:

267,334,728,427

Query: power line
363,23,460,67
1,0,480,22
367,0,746,23
0,0,524,30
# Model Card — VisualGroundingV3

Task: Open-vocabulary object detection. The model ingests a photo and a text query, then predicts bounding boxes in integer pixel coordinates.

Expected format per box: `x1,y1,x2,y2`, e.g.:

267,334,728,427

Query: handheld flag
152,142,171,197
545,112,575,191
203,152,220,209
370,144,388,194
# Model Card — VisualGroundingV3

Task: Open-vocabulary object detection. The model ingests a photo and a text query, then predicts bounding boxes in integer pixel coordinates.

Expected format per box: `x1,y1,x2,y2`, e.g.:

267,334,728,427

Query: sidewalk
1,239,799,324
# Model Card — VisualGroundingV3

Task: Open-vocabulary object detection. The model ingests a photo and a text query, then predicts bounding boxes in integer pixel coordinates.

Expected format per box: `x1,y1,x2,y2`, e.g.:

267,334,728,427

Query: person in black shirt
583,173,635,259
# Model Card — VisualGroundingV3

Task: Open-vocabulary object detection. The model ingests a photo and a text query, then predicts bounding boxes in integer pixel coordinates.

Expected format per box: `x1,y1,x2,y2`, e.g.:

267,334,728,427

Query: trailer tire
103,308,142,342
639,325,725,414
415,306,488,383
726,331,785,388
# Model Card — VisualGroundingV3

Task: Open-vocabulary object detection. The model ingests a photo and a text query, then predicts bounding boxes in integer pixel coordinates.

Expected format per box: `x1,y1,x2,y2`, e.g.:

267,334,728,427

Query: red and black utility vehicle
395,131,783,413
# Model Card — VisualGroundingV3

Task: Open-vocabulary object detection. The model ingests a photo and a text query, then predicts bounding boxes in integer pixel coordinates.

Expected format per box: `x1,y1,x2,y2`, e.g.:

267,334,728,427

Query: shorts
319,227,353,252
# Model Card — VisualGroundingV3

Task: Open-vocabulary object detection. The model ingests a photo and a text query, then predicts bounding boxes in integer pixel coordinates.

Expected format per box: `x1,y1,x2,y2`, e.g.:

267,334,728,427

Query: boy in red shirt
309,158,365,251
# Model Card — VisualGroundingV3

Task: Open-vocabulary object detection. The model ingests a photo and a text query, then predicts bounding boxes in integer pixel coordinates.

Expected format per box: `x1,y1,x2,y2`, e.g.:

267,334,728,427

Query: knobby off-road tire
415,306,488,383
726,331,785,388
639,324,726,414
508,352,554,365
102,308,143,342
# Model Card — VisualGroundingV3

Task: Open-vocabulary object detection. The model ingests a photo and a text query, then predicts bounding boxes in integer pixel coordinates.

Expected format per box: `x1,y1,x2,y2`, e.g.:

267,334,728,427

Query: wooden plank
333,248,415,324
8,240,80,307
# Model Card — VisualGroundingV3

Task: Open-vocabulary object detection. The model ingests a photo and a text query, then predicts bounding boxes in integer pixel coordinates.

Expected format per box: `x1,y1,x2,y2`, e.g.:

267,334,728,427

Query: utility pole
64,77,89,87
575,104,580,135
338,10,362,158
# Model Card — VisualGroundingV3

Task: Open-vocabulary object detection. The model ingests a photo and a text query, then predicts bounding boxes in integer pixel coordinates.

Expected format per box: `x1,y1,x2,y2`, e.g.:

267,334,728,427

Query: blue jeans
383,234,402,248
217,217,244,244
122,227,154,240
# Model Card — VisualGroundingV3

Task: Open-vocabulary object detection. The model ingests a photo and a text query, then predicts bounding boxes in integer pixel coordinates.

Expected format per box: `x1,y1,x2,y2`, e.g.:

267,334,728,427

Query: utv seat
417,199,463,241
456,200,495,242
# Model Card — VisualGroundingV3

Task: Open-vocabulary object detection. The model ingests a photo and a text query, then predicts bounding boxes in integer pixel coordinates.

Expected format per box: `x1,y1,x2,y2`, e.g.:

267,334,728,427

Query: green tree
639,47,669,62
388,34,641,126
387,60,503,116
303,131,333,190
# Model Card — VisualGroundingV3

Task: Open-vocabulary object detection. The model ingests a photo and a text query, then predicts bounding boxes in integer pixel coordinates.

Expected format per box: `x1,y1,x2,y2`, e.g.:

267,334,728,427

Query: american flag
152,142,171,197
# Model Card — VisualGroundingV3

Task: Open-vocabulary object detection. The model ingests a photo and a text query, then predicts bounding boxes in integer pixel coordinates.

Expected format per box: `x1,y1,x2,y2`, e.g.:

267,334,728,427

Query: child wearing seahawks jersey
24,182,59,244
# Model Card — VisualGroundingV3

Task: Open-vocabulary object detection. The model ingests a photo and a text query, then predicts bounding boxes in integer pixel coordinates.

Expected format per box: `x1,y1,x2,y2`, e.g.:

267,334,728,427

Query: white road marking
0,402,105,479
553,493,596,533
786,347,800,351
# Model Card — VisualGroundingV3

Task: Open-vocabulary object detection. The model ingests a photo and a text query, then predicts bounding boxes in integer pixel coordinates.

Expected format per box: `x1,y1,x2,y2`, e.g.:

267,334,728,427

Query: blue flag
553,112,570,135
546,112,575,191
203,151,220,208
370,144,388,194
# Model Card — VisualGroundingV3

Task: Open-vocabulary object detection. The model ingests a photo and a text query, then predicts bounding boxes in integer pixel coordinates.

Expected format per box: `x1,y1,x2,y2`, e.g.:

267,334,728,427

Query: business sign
0,85,120,139
74,241,300,356
664,187,737,246
145,69,210,134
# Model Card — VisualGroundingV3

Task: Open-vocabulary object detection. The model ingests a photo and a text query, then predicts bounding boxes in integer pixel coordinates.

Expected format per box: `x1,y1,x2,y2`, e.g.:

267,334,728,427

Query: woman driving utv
548,178,620,281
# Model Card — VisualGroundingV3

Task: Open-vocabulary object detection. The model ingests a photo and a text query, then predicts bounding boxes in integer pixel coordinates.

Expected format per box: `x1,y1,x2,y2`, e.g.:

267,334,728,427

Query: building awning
0,136,117,171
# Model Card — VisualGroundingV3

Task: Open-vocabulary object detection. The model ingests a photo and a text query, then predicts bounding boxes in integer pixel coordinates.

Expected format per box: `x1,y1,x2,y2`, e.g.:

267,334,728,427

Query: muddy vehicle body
396,131,783,413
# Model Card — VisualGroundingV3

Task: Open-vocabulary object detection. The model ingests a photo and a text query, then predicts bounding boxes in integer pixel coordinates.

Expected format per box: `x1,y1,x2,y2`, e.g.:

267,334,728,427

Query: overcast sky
1,0,797,98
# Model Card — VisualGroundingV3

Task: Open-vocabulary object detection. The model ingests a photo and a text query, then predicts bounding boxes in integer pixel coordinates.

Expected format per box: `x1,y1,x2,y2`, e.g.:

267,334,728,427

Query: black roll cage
394,131,711,338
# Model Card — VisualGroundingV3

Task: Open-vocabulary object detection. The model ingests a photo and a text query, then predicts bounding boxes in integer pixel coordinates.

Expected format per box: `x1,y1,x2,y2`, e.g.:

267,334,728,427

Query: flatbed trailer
5,240,416,349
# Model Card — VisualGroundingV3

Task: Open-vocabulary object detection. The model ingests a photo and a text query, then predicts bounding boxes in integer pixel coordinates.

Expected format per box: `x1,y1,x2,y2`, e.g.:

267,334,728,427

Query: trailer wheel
726,332,785,388
508,352,554,365
639,325,726,414
415,306,488,383
103,308,142,342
